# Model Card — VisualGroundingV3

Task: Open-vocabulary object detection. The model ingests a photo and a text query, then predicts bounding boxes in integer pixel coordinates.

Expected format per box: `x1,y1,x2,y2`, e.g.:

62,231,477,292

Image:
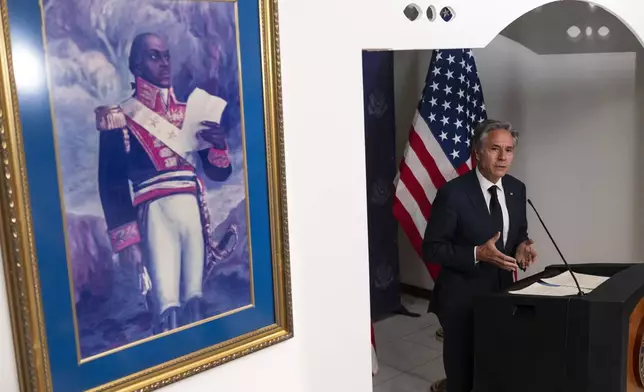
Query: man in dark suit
424,119,538,392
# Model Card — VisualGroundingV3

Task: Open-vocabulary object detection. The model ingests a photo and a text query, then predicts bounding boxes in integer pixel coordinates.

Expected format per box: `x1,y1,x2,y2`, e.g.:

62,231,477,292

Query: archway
365,1,644,389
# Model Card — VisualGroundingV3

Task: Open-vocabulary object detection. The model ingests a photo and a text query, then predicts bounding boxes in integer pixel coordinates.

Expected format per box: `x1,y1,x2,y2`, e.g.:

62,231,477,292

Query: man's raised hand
476,232,518,272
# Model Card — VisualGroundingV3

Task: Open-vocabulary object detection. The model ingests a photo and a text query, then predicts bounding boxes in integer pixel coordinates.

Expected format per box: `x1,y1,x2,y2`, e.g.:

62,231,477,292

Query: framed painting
0,0,291,390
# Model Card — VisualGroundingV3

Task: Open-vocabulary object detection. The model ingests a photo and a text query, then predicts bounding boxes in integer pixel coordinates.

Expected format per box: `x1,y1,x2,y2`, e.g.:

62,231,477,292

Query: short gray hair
472,119,519,154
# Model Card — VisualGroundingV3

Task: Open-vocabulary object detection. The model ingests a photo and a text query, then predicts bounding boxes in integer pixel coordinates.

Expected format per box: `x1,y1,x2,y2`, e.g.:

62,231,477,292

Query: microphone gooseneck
527,198,584,297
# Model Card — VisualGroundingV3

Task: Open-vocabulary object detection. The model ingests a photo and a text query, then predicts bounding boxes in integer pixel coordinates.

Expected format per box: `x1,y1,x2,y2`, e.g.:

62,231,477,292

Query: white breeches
145,193,204,315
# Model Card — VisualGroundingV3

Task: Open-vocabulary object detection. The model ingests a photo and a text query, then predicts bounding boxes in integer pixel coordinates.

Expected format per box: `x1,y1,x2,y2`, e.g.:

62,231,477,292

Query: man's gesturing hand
516,239,538,269
476,232,518,272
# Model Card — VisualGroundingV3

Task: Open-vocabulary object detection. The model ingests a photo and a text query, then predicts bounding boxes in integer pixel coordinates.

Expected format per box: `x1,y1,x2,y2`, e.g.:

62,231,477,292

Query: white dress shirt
159,88,169,108
474,167,510,263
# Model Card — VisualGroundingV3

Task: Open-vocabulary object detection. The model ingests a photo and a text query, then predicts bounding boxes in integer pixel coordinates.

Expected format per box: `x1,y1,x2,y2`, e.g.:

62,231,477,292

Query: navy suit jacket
423,169,529,318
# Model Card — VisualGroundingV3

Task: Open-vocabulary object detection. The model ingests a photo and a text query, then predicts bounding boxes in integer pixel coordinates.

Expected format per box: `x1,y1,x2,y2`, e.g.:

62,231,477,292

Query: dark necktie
488,185,504,252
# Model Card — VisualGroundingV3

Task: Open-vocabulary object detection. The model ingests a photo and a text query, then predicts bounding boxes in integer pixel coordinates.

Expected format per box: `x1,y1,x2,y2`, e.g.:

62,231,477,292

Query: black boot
155,306,179,333
182,297,203,326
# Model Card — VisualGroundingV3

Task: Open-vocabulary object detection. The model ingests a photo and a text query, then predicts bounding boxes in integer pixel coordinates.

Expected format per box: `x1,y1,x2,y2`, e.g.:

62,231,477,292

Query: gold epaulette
94,105,127,131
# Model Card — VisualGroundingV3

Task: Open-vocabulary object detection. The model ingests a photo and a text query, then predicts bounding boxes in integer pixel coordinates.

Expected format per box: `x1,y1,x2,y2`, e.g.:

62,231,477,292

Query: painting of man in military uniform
96,32,237,333
42,0,251,360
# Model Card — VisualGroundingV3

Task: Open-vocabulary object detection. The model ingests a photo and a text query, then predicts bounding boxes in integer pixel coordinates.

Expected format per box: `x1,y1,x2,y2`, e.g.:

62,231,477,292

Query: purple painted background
42,0,251,359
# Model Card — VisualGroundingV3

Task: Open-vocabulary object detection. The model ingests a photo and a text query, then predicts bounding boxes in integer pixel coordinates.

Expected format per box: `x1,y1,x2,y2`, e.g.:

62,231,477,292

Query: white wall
0,260,19,389
0,0,373,391
394,32,641,288
480,38,639,280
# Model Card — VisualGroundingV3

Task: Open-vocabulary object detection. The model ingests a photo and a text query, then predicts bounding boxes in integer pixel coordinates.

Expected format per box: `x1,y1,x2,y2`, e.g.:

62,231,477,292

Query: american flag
393,49,487,281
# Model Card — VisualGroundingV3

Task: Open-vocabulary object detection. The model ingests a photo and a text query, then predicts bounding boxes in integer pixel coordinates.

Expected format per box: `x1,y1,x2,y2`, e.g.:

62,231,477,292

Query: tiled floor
373,295,445,392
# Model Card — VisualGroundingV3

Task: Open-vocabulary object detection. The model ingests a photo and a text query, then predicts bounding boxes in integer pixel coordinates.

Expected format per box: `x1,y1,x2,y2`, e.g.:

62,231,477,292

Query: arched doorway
366,1,644,390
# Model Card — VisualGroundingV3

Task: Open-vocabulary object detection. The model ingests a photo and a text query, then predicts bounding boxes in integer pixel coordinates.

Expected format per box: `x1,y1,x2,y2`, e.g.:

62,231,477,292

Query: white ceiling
500,1,642,54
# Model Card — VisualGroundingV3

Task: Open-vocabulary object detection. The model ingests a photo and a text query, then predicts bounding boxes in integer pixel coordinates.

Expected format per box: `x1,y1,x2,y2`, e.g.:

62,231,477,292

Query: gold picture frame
0,0,292,390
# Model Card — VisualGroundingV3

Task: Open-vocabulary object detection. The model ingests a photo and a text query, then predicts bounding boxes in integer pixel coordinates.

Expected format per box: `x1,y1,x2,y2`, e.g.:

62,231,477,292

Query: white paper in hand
181,88,228,153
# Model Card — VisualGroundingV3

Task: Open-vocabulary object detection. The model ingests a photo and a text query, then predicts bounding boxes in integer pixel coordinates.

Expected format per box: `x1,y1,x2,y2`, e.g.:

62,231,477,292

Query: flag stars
414,50,486,167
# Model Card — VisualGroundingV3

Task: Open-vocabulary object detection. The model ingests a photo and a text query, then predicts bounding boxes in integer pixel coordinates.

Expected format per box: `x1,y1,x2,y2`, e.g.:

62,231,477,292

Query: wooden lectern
473,263,644,392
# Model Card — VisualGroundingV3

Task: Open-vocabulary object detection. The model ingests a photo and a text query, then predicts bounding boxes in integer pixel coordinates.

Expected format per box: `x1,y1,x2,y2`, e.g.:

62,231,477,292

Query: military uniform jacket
96,77,232,253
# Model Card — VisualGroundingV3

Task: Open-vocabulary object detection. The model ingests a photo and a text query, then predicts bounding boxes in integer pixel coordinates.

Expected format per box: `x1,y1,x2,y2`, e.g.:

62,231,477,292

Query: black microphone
527,199,584,297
